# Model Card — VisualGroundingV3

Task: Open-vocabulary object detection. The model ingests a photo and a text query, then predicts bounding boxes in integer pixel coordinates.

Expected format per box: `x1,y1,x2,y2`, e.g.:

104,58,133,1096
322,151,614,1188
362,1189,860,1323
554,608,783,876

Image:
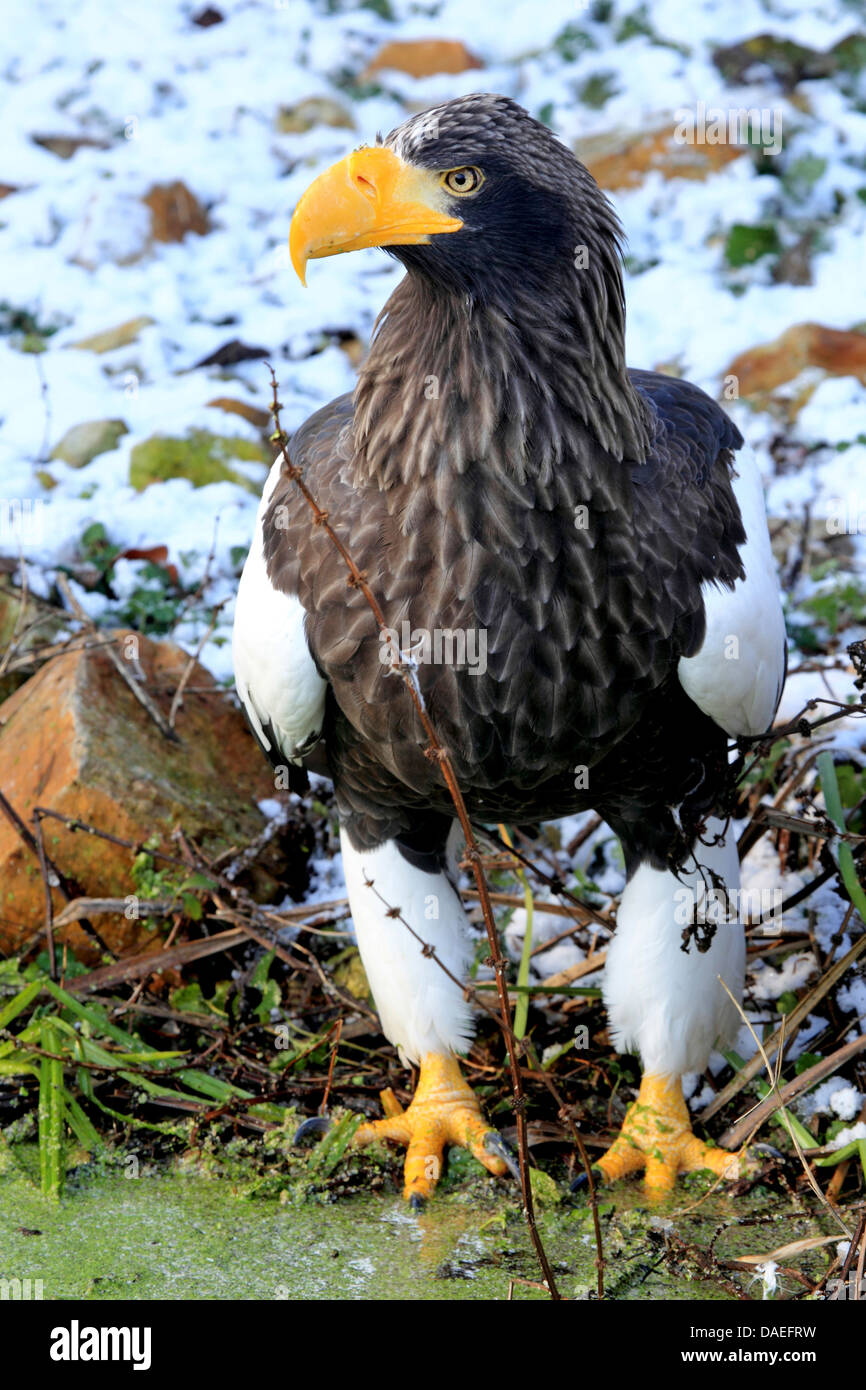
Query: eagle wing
233,454,328,772
677,443,787,738
628,370,786,741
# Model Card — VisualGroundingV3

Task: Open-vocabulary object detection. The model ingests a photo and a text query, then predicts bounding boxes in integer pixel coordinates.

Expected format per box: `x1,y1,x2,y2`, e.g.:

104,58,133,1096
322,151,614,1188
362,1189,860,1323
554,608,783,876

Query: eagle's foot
595,1072,747,1198
354,1052,513,1203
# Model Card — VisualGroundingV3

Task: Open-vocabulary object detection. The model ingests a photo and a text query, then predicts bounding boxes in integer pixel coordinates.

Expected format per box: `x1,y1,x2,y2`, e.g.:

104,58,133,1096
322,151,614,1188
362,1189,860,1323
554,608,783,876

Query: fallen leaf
69,317,155,354
50,419,129,468
129,430,268,493
576,122,745,191
32,133,111,160
734,1235,840,1264
206,396,273,430
192,5,223,25
114,546,180,586
276,97,355,134
195,338,269,368
724,323,866,397
143,181,211,243
363,38,482,80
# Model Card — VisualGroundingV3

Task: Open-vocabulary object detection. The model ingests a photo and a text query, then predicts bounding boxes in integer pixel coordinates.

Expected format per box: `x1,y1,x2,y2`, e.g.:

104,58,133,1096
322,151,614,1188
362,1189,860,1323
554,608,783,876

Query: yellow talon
354,1052,509,1202
596,1072,747,1197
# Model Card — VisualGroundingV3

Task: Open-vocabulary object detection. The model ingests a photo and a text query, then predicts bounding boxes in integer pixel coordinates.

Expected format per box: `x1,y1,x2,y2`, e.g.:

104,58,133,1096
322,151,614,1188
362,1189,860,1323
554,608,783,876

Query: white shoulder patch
232,456,327,764
678,444,786,738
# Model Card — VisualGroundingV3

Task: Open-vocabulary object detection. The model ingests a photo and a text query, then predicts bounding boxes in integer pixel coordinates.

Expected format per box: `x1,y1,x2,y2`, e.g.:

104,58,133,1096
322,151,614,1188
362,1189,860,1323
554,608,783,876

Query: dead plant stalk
266,368,567,1299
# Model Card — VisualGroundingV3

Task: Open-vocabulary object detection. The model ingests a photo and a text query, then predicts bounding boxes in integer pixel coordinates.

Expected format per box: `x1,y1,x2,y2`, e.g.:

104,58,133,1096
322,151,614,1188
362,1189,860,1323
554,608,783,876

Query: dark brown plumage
262,95,746,872
234,92,788,1201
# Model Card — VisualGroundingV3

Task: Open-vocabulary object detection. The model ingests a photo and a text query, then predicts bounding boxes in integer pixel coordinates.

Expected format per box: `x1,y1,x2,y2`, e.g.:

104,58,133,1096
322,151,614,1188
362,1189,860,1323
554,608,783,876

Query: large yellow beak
289,146,464,285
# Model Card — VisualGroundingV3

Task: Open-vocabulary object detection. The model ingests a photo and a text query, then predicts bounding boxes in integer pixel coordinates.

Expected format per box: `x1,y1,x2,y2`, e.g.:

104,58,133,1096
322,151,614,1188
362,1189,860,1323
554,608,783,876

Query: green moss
551,21,596,62
0,1152,840,1301
577,71,620,108
832,32,866,74
724,222,782,267
129,431,269,493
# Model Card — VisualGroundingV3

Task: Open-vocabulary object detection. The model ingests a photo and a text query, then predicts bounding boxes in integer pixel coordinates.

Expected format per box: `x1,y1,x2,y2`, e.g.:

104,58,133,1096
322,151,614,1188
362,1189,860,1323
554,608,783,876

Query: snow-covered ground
1,0,864,659
1,0,865,1072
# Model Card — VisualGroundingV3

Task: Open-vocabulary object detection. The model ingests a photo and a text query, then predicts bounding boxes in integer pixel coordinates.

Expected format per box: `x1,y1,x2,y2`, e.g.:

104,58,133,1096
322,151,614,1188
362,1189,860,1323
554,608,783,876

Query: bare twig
65,928,250,993
699,930,866,1123
321,1017,342,1115
0,788,116,969
0,633,119,677
828,1212,866,1299
30,807,58,980
0,561,30,679
720,1034,866,1150
522,1037,605,1299
168,598,228,728
539,951,607,990
56,572,179,743
716,977,851,1239
50,896,176,928
267,368,561,1299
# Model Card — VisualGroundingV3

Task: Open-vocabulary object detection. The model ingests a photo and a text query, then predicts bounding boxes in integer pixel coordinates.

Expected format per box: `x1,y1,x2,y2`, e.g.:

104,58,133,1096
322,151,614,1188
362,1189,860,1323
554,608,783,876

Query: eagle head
289,93,624,307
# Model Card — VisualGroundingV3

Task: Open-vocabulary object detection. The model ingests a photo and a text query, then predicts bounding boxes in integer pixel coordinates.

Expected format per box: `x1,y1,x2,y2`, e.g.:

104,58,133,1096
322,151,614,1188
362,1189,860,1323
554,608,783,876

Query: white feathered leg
604,816,745,1076
339,829,475,1066
339,828,511,1202
599,817,747,1193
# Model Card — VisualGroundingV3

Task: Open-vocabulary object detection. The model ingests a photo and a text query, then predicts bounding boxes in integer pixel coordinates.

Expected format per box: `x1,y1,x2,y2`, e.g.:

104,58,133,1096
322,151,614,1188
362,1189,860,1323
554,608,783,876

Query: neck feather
352,270,653,490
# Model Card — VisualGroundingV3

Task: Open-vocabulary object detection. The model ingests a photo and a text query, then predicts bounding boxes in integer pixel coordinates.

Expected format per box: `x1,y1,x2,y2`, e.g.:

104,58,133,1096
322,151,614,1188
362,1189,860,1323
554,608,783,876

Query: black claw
570,1166,604,1194
750,1142,784,1161
408,1192,426,1212
484,1131,521,1183
293,1115,332,1144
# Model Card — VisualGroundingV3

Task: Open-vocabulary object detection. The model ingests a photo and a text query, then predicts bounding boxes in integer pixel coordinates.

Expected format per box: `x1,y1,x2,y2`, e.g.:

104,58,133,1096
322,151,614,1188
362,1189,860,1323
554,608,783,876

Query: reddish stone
0,630,274,960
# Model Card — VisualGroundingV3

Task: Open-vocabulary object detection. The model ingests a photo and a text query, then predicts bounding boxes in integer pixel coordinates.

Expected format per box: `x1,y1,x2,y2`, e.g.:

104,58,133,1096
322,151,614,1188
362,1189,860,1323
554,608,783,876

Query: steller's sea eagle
233,93,787,1204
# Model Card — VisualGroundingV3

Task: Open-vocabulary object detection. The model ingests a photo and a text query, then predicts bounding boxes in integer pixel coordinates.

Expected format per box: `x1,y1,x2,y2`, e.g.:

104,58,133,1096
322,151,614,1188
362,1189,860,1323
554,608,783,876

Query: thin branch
698,928,866,1123
716,977,851,1240
0,558,30,679
168,598,228,728
720,1034,866,1150
267,367,561,1299
56,572,179,743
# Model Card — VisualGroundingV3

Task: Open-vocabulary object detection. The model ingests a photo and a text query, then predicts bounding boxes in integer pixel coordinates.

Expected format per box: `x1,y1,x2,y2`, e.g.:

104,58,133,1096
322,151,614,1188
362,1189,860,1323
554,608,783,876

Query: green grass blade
76,1067,187,1135
38,1019,65,1200
0,979,42,1031
41,980,142,1048
64,1093,104,1153
475,981,602,998
514,870,534,1040
726,1049,816,1150
814,1140,860,1167
44,979,252,1101
0,1055,39,1076
499,825,534,1040
817,752,866,922
306,1112,362,1177
172,1070,253,1101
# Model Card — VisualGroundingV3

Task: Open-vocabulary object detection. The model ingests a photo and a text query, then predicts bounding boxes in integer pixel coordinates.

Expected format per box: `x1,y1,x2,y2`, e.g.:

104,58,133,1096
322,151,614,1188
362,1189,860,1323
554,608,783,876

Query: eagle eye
442,166,484,196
